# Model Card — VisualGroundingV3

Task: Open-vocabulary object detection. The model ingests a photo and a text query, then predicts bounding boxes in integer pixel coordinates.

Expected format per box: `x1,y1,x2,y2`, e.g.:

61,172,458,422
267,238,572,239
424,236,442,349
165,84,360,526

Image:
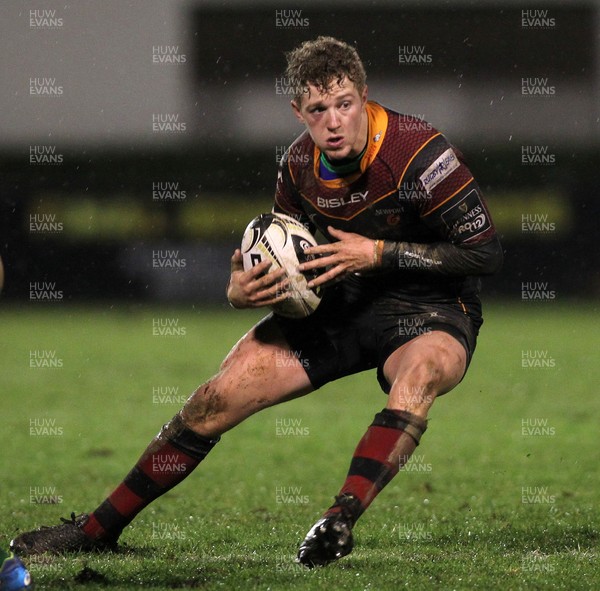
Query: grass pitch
1,303,598,590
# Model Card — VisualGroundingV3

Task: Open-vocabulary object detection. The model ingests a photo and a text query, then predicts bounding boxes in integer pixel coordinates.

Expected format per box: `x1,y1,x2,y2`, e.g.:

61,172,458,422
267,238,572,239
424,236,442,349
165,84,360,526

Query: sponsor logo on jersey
441,189,491,241
457,212,487,235
316,190,369,209
419,148,460,193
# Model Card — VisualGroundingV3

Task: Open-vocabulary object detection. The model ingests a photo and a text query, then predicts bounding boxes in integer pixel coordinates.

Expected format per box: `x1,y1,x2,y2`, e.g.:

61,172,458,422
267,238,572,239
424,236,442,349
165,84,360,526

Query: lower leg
83,413,219,541
324,407,428,524
296,407,427,567
84,320,314,542
9,411,220,555
326,331,467,522
11,318,314,555
299,333,466,565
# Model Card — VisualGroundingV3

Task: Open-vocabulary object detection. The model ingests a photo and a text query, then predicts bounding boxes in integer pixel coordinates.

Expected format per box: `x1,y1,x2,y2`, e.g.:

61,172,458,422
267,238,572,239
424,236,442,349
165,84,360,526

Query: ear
291,99,305,124
361,84,369,106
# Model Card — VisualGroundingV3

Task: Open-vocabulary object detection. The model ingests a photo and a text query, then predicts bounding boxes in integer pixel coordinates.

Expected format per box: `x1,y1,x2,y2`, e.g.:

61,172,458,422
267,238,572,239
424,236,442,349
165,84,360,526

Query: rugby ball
241,213,323,318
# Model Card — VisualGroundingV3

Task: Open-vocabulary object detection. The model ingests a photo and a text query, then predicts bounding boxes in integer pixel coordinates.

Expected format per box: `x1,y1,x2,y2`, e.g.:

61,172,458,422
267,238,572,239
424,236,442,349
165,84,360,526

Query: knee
402,355,445,395
416,336,465,385
389,346,462,411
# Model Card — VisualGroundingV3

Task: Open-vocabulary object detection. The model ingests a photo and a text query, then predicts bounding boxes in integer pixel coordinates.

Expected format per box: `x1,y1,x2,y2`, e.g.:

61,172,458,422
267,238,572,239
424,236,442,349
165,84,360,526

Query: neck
320,141,367,180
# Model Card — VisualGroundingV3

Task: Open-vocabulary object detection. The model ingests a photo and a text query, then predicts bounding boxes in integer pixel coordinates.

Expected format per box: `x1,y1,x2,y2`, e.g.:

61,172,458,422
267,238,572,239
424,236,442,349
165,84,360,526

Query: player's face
291,78,368,161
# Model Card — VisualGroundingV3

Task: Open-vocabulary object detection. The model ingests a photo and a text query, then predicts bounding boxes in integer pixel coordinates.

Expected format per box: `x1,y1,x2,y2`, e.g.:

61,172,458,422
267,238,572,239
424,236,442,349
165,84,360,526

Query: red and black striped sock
325,408,427,524
81,414,219,541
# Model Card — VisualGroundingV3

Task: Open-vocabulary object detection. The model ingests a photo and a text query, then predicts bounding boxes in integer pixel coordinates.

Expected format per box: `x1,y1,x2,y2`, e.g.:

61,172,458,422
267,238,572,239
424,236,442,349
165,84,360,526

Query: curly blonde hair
284,36,367,104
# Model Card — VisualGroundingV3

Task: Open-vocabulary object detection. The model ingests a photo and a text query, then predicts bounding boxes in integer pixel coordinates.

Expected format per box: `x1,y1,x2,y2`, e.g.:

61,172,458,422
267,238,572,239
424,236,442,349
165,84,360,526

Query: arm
299,229,502,289
385,142,503,277
300,176,502,286
380,234,503,277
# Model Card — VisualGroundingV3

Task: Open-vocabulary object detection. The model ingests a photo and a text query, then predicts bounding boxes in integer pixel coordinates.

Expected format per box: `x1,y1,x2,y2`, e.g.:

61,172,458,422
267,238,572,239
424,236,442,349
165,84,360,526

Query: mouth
325,136,344,149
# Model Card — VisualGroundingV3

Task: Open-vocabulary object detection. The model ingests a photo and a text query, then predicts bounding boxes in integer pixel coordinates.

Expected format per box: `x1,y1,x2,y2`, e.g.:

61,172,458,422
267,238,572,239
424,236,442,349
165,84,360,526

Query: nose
326,108,340,130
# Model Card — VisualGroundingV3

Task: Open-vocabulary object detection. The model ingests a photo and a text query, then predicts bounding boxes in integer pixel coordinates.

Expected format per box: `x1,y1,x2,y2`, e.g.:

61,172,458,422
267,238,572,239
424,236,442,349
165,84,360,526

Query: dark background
1,1,598,303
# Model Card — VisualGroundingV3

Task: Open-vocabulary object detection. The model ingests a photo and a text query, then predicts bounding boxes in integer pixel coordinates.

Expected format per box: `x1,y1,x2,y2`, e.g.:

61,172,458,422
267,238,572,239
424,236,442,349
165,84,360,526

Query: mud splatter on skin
243,397,270,410
135,414,186,460
169,317,310,435
182,383,227,428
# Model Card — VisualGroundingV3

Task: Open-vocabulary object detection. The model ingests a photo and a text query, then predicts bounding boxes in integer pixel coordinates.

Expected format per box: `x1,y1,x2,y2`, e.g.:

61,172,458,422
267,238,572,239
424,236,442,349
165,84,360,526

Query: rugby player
11,36,502,567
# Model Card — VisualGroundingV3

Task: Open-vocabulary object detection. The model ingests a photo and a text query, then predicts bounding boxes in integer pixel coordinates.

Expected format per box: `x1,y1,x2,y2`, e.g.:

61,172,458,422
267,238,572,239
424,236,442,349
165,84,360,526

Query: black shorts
272,276,483,393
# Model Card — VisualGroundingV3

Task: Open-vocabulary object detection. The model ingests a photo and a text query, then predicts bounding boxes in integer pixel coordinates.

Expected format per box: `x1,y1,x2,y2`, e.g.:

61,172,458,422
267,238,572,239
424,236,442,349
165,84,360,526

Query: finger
298,253,337,272
230,249,244,272
300,243,338,259
268,290,293,306
250,267,287,290
327,226,360,240
245,258,273,278
232,252,272,277
327,226,355,239
252,279,291,305
307,265,345,289
249,290,290,308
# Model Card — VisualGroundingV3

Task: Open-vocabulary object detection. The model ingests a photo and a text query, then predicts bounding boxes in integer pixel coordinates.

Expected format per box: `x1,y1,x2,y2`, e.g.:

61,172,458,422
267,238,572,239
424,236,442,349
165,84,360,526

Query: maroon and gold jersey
273,101,500,300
